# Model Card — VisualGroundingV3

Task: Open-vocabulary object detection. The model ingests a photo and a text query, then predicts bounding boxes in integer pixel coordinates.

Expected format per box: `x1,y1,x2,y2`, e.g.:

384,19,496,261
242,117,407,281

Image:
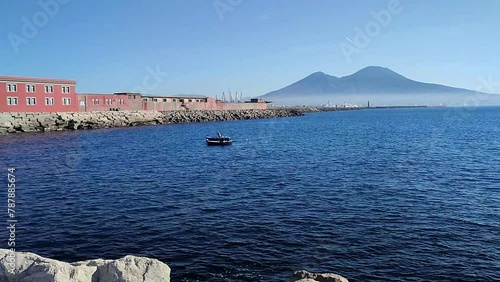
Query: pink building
0,75,268,113
0,76,77,113
78,93,268,112
76,93,143,112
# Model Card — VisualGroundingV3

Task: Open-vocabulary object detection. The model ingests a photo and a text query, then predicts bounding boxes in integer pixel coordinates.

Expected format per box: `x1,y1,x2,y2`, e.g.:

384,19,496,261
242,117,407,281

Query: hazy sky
1,0,499,97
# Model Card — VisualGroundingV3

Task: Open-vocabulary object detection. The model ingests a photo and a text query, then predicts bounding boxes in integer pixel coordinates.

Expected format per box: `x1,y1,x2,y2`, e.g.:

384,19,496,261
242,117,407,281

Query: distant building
1,75,267,113
248,98,269,103
0,75,77,112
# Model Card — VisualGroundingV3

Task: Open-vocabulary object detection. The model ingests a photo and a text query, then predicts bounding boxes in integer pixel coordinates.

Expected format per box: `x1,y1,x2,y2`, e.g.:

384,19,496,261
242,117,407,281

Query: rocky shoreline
280,105,428,113
291,106,366,113
0,109,303,135
0,249,348,282
0,106,426,135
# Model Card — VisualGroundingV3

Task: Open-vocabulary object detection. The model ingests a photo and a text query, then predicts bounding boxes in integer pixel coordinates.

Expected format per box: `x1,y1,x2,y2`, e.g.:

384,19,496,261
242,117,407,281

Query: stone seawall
276,106,367,113
0,249,349,282
0,109,303,135
279,105,428,113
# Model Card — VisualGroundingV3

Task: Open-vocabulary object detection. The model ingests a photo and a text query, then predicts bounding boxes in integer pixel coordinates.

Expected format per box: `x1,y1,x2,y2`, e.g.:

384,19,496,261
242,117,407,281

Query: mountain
260,66,498,105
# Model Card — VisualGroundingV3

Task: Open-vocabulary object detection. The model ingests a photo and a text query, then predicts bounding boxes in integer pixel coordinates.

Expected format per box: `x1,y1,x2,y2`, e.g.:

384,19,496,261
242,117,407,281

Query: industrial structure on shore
0,75,268,113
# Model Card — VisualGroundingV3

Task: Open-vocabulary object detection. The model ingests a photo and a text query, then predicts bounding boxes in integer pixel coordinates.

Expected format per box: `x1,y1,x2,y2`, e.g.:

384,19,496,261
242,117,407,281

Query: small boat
206,132,232,146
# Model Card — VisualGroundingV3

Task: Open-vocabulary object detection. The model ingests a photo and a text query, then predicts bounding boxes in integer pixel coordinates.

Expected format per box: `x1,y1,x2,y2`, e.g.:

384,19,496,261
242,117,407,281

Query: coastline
281,105,428,113
0,249,349,282
0,109,304,135
0,106,429,135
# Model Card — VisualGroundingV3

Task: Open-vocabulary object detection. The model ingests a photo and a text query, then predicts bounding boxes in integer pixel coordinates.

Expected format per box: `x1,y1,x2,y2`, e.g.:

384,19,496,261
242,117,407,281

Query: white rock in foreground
291,270,349,282
0,249,170,282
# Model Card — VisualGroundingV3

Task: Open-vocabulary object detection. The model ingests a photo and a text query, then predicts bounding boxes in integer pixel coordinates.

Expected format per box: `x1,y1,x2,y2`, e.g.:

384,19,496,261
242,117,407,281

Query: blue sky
1,0,499,96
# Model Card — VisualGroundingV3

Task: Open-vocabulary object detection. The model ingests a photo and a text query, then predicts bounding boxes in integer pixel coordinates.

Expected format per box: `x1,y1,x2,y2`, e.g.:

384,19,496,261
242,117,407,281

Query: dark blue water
1,107,499,281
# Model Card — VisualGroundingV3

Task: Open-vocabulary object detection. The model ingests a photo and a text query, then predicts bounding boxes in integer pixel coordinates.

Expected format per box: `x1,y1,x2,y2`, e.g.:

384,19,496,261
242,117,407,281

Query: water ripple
1,107,499,281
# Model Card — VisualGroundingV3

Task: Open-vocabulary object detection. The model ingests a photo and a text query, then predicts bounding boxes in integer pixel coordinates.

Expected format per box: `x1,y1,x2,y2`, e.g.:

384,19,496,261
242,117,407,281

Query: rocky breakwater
291,270,349,282
0,250,349,282
281,106,367,113
162,108,303,123
0,249,171,282
0,109,303,135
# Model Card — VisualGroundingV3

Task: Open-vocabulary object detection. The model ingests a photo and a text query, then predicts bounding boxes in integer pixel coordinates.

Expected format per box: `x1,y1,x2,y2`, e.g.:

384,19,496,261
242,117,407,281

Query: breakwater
279,105,428,113
0,109,303,135
0,249,348,282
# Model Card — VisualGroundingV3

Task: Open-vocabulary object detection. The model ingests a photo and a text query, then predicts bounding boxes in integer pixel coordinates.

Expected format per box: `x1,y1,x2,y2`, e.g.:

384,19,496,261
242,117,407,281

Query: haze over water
1,107,499,281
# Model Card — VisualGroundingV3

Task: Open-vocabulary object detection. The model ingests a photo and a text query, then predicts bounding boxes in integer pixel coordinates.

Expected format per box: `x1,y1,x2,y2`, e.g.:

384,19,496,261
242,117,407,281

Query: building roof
77,93,209,99
173,94,209,98
114,92,141,96
76,93,114,96
142,94,208,99
0,75,76,85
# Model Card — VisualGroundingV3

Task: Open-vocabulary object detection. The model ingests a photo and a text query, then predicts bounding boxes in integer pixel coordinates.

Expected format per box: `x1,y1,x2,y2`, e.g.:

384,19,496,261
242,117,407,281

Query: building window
79,100,85,106
162,98,167,103
26,84,37,92
45,85,54,93
92,99,100,105
26,97,36,105
62,98,71,105
153,98,158,102
188,99,192,102
62,86,70,93
7,97,18,105
119,99,124,105
7,84,17,92
25,84,35,92
45,98,55,105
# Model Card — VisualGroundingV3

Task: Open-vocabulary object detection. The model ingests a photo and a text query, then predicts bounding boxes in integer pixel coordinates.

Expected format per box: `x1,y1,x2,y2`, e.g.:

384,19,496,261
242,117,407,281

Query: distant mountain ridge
259,66,499,105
